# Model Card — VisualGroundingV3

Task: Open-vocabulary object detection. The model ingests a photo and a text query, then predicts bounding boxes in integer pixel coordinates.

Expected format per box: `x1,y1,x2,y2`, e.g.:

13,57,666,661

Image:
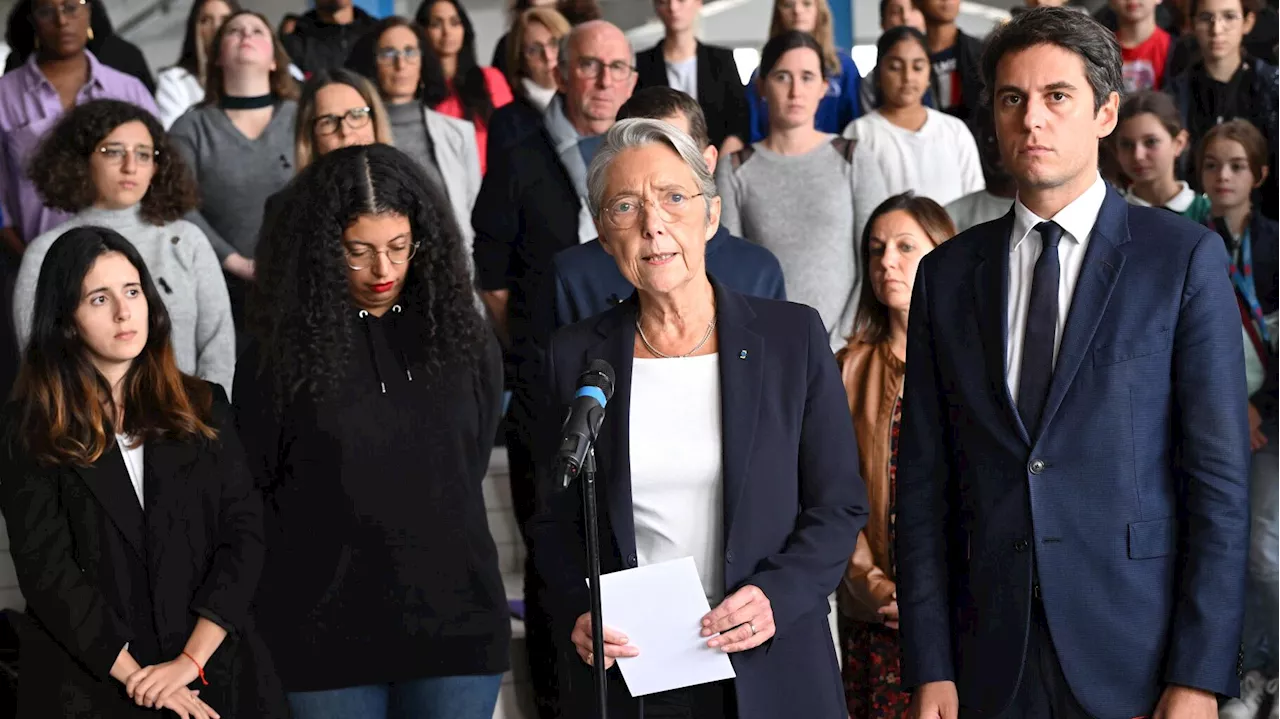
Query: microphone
557,359,615,488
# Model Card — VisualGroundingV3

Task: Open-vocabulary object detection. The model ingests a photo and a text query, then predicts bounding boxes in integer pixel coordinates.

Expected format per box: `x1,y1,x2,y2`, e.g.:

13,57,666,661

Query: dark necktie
1017,221,1063,438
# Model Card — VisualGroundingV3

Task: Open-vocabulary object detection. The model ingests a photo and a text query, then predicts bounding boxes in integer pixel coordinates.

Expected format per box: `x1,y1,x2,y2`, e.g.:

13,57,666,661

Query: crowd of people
0,0,1275,717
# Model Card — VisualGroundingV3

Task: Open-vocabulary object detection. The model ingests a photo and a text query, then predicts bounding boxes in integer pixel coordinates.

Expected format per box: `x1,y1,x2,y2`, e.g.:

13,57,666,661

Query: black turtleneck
232,306,508,692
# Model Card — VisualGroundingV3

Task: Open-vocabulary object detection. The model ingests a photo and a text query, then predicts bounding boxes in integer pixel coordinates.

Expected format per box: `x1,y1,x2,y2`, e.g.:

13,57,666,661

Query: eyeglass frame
32,0,87,23
1193,9,1245,27
600,191,706,229
523,41,556,59
95,143,158,166
573,56,637,82
344,241,421,271
375,47,422,64
313,106,373,137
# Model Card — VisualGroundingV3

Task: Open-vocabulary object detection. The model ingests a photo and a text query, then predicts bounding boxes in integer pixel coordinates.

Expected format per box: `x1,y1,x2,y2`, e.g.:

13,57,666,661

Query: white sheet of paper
594,556,737,697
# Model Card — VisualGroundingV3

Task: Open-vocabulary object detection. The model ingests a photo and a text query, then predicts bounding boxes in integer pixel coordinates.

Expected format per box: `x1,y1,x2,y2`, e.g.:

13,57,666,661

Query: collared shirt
0,50,158,243
1006,173,1107,402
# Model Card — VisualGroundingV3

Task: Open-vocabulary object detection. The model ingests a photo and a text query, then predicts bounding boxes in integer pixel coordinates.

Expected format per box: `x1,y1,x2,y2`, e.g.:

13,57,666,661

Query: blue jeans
1243,420,1279,675
287,674,504,719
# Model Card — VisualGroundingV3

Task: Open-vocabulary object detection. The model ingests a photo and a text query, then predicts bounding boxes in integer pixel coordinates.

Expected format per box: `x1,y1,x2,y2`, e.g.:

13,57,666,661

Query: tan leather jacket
835,339,905,623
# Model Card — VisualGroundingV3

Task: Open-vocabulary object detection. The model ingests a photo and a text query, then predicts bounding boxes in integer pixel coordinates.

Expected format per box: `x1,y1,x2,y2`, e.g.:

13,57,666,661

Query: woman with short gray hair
529,117,869,719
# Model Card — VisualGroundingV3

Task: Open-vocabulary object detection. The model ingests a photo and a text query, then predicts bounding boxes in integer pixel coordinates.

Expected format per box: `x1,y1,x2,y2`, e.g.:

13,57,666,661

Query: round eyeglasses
345,241,420,271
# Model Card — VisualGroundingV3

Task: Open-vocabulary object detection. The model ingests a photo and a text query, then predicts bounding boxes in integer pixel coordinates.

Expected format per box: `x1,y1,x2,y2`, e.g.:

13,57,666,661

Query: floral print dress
841,395,911,718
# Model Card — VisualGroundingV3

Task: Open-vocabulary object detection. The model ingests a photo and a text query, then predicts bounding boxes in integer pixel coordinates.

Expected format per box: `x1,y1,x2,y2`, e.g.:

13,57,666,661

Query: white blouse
116,435,145,508
628,353,725,602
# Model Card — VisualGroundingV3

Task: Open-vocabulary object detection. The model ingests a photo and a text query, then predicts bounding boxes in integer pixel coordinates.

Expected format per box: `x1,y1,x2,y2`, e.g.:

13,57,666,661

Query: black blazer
0,385,285,718
529,283,868,719
635,42,750,148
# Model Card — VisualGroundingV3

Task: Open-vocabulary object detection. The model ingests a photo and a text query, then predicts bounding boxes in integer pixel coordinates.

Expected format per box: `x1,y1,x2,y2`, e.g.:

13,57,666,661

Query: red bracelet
182,651,208,686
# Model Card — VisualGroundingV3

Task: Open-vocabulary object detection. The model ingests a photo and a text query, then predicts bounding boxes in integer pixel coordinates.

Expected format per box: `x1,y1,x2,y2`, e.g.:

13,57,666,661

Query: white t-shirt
155,67,204,130
116,435,145,508
844,108,985,207
665,56,698,101
629,353,724,602
946,190,1015,234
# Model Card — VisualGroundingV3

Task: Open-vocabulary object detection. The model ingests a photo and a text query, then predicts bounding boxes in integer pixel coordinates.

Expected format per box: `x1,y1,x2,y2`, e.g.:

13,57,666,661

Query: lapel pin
739,350,748,360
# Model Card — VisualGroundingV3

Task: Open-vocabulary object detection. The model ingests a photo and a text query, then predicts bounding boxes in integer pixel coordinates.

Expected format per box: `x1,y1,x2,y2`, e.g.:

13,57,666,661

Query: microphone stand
581,446,608,718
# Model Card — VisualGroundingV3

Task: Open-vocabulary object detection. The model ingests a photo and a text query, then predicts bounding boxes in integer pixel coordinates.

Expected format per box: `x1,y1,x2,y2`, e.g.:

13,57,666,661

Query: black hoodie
232,306,509,691
282,7,378,76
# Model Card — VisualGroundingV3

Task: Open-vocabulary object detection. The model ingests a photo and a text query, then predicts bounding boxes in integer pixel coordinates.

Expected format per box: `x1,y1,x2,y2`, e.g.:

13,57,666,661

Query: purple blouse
0,50,158,244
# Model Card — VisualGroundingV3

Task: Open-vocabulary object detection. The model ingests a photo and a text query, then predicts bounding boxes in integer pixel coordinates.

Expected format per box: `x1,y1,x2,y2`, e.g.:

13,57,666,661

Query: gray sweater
169,101,298,261
14,206,236,393
385,101,447,194
716,137,889,348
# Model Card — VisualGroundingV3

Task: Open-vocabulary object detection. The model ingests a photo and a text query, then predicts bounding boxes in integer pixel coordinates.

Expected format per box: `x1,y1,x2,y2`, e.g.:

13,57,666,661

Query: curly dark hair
27,99,199,225
248,143,486,411
415,0,496,123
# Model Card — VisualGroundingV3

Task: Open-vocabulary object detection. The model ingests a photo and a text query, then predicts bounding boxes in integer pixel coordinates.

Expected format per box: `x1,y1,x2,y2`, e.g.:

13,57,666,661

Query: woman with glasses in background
0,0,158,253
415,0,513,173
349,17,483,259
16,99,235,395
235,144,507,719
154,0,240,129
491,0,559,78
170,10,299,335
504,6,571,112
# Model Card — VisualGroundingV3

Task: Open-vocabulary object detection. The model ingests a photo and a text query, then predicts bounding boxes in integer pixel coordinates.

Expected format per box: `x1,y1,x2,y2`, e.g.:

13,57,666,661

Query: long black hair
415,0,496,123
347,16,449,107
173,0,243,79
13,226,215,466
249,144,486,410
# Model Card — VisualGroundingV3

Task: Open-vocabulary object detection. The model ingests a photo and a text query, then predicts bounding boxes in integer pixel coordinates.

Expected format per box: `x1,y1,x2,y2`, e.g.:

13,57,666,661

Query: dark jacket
473,98,581,393
1207,212,1278,424
0,385,285,718
549,226,787,329
232,311,509,692
1166,57,1279,218
897,188,1250,716
529,283,868,719
283,8,378,76
635,42,750,148
930,29,985,127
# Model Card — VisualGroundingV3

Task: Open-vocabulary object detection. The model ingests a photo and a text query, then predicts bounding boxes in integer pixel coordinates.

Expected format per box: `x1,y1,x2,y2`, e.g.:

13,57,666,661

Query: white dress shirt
1006,174,1107,402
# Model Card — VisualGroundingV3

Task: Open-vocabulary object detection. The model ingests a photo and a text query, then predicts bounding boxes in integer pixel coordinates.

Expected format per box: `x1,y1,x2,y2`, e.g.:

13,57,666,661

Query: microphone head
578,359,615,402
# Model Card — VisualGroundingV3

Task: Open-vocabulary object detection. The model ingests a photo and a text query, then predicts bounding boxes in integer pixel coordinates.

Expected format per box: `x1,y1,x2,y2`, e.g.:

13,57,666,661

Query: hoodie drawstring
358,306,414,395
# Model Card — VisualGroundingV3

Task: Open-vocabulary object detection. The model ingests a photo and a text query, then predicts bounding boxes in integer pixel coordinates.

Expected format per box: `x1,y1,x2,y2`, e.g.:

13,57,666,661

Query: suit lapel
589,302,638,562
74,444,145,558
695,43,715,107
1036,189,1128,437
423,108,465,210
972,212,1030,445
714,284,762,545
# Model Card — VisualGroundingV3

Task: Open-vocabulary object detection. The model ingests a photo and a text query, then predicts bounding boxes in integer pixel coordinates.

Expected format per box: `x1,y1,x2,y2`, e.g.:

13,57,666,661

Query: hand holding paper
701,584,777,652
570,612,639,669
593,557,736,697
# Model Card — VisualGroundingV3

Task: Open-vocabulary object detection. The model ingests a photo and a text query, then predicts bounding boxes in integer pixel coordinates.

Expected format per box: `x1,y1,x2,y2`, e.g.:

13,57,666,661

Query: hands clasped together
123,657,220,719
572,584,776,668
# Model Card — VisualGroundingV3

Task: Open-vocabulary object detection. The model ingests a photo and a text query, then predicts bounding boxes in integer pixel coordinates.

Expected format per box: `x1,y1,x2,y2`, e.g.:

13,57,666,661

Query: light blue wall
829,0,854,49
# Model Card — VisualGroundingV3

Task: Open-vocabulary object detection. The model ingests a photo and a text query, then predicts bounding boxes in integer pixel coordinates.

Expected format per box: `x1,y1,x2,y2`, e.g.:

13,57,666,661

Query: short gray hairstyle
586,118,718,221
556,20,635,84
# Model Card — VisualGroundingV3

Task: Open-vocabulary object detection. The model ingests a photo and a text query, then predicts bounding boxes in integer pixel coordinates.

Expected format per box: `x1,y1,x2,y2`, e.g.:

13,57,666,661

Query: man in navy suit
896,8,1251,719
549,87,787,329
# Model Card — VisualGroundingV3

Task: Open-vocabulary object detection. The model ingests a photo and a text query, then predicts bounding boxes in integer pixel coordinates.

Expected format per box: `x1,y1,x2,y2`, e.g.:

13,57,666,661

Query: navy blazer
549,225,788,329
528,282,867,719
895,186,1251,717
